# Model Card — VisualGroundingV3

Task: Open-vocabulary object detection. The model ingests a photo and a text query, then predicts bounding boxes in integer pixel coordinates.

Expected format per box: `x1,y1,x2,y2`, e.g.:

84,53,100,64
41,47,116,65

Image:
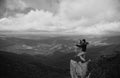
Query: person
81,39,89,52
75,39,89,62
75,39,89,52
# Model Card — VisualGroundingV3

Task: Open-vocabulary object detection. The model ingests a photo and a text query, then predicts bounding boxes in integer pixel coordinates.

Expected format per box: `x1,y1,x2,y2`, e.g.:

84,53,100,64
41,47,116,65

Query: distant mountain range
0,35,120,56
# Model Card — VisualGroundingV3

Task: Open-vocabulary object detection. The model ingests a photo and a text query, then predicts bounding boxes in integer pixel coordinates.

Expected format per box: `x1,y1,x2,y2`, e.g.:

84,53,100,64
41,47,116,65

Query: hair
82,39,86,42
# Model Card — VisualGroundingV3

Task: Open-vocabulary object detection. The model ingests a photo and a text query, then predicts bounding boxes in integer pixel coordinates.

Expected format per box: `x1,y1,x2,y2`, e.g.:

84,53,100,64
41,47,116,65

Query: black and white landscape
0,0,120,78
0,33,120,78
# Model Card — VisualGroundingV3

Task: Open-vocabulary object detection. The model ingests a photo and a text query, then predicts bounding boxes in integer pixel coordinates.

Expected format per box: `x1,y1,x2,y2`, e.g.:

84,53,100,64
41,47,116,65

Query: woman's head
82,39,86,42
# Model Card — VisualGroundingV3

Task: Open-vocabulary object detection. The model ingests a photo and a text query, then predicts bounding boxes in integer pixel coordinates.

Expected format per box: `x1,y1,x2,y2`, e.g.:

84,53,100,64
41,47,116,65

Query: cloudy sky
0,0,120,35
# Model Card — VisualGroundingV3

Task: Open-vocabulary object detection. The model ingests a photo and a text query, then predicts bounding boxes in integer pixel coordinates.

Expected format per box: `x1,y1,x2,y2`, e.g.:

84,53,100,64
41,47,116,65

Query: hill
88,53,120,78
0,35,120,56
1,50,120,78
0,51,69,78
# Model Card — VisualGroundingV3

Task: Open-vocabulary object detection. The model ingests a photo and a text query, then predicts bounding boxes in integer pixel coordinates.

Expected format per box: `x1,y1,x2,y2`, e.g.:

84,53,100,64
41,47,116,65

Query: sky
0,0,120,35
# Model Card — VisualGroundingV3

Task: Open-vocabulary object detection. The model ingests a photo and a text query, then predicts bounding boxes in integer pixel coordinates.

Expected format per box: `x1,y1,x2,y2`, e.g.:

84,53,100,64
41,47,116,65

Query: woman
75,39,89,62
81,39,89,52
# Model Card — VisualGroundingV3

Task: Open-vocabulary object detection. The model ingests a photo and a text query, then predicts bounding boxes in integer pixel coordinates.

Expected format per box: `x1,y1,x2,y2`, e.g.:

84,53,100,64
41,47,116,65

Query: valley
0,34,120,78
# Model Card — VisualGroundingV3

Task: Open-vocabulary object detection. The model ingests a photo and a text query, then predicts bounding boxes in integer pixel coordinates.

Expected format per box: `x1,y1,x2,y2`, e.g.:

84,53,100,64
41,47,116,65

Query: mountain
0,35,120,78
0,51,69,78
0,50,120,78
0,36,75,55
88,53,120,78
0,35,120,56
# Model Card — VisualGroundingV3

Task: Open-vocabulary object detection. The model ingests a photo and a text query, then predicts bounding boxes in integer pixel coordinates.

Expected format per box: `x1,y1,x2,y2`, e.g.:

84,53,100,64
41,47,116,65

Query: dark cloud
5,7,35,17
0,0,59,18
23,0,60,13
0,0,35,18
0,0,6,18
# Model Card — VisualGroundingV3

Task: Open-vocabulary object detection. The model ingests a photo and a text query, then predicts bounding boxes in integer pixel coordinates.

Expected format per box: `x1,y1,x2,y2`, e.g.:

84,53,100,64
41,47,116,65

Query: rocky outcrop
70,52,120,78
70,59,90,78
70,52,91,78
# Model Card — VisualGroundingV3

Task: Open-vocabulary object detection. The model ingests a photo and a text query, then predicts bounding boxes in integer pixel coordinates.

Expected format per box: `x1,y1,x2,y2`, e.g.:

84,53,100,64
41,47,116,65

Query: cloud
0,10,58,31
6,0,28,10
23,0,60,13
0,0,30,18
0,0,6,18
0,0,120,35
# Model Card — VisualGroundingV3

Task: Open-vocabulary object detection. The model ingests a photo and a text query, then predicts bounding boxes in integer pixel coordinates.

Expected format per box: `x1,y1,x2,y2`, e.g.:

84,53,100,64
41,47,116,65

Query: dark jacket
76,41,89,52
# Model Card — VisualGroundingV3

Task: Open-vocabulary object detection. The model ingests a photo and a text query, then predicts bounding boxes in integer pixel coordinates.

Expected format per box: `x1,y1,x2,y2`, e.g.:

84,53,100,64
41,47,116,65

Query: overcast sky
0,0,120,35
